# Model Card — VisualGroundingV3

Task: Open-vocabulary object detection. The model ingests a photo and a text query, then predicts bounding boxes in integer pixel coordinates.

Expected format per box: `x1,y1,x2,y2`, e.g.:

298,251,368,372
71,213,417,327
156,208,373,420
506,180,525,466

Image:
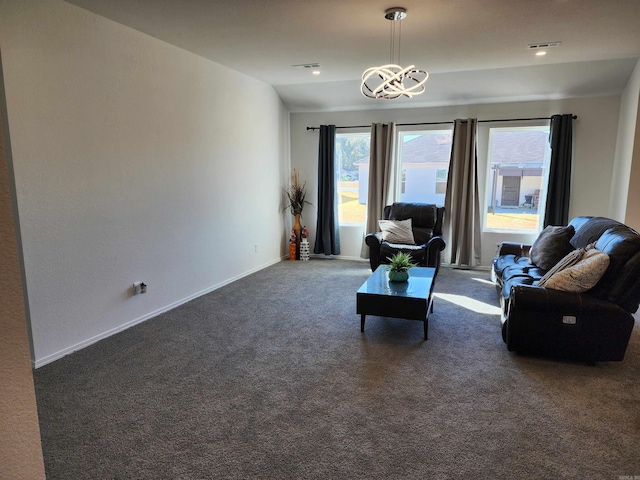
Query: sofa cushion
530,225,576,270
378,219,415,244
542,249,610,292
493,254,531,279
411,227,434,246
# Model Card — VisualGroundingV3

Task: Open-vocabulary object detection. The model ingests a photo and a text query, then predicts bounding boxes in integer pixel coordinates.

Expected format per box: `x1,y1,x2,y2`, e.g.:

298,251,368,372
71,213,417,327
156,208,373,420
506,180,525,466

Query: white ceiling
64,0,640,112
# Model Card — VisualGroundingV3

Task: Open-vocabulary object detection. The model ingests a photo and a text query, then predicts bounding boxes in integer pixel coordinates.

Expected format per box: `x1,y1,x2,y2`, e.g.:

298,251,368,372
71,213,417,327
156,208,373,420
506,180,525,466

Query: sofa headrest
389,203,436,228
389,203,438,228
386,203,444,245
570,216,624,249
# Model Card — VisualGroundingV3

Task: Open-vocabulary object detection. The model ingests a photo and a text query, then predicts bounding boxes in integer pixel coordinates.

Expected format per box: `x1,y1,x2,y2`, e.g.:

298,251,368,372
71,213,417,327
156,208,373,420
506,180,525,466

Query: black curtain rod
305,115,577,131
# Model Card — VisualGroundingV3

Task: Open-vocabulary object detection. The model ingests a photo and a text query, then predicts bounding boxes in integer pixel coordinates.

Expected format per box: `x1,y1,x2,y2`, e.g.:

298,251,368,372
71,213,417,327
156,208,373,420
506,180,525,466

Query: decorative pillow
537,248,585,286
530,225,576,270
542,249,610,292
378,219,415,245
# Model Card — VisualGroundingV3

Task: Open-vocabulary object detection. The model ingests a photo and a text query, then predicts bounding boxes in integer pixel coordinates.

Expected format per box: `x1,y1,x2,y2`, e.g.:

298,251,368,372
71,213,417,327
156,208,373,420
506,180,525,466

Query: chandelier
361,7,429,100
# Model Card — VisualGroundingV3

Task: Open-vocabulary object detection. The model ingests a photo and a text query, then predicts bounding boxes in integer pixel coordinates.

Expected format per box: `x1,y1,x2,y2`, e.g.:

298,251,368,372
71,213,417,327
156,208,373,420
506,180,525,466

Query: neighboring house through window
336,124,550,232
483,125,551,233
435,168,447,194
336,129,453,225
396,130,452,204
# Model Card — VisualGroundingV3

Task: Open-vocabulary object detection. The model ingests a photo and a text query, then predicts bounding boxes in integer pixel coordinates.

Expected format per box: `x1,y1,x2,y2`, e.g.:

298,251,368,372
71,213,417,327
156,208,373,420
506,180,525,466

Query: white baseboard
34,257,283,368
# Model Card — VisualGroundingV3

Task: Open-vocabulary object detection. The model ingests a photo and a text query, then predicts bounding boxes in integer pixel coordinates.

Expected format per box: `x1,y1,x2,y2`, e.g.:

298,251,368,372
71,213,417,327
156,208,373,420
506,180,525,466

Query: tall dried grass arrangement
285,168,308,216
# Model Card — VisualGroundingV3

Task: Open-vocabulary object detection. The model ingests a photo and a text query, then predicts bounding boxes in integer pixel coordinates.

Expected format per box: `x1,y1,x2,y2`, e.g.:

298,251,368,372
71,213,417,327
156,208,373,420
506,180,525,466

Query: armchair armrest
497,241,532,257
424,235,447,274
365,232,383,271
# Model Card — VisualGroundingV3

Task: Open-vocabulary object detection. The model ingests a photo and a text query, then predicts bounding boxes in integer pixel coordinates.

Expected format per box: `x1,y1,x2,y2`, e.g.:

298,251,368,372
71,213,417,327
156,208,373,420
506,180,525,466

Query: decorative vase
388,270,409,282
300,238,310,261
293,213,302,260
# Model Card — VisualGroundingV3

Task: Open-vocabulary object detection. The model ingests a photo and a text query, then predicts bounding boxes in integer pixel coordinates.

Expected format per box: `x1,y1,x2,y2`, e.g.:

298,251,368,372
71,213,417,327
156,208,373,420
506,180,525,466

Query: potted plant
386,251,417,282
284,169,310,259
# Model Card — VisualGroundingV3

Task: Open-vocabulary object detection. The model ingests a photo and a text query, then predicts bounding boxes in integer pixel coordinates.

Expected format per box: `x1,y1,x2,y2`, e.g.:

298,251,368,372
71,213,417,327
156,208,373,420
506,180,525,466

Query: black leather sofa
492,216,640,362
365,202,446,274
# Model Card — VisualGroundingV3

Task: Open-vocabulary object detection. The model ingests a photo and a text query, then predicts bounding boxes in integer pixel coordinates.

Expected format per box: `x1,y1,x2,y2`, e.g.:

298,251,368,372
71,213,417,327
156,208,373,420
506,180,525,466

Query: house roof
490,129,549,166
357,129,549,166
401,133,452,165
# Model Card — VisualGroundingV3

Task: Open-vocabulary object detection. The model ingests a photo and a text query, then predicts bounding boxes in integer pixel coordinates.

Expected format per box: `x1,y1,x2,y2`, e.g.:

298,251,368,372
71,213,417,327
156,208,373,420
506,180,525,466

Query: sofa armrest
365,233,383,271
503,284,635,361
497,241,532,257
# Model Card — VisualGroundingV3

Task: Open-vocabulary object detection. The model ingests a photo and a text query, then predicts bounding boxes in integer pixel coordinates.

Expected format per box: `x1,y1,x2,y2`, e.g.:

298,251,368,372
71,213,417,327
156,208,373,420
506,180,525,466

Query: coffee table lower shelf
356,266,436,340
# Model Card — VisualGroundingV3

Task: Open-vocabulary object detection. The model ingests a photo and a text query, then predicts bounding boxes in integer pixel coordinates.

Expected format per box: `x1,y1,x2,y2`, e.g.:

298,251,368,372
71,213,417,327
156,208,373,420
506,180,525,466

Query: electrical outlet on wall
254,244,259,253
133,282,146,295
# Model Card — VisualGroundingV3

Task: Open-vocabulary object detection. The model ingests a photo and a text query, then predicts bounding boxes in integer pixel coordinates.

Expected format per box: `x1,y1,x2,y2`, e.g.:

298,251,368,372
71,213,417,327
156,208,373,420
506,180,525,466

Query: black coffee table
357,265,436,340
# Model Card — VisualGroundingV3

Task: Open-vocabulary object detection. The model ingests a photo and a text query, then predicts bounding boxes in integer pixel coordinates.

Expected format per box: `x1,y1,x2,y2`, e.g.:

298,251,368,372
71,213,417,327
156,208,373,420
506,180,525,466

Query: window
335,129,453,225
336,133,370,225
397,130,452,204
483,125,551,233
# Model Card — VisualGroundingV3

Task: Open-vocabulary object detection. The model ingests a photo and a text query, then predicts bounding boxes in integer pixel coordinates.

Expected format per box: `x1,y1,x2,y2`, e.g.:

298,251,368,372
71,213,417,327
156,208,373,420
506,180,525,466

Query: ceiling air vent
528,41,561,50
292,63,321,69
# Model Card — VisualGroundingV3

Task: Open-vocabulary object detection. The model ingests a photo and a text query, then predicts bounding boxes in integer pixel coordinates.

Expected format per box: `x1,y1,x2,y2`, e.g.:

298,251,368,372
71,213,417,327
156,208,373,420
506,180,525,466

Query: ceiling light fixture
361,7,428,100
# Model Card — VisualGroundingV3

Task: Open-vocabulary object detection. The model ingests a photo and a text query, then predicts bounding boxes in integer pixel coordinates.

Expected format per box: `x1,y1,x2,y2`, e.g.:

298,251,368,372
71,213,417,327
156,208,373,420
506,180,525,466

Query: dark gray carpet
35,259,640,479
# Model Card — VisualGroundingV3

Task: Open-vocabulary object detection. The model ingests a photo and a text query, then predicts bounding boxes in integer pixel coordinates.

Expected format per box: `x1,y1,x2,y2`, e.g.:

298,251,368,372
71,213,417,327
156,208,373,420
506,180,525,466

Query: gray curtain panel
361,122,397,258
544,114,574,227
444,118,481,267
314,125,340,255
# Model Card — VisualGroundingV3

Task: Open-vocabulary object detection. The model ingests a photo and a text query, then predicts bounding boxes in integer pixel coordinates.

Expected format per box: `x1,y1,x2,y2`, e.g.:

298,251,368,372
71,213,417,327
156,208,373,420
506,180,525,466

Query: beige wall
626,127,640,231
611,59,640,228
0,53,46,479
623,60,640,231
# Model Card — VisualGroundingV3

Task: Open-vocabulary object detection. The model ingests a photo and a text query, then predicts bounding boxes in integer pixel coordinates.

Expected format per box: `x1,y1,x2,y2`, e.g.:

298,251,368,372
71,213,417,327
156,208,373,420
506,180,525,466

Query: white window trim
336,130,371,227
480,123,551,234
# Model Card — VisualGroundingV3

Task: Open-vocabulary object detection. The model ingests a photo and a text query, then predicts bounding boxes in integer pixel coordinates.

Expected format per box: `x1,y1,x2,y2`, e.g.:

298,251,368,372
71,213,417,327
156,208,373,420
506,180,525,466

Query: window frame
335,126,454,227
480,122,552,234
395,126,453,206
335,130,371,227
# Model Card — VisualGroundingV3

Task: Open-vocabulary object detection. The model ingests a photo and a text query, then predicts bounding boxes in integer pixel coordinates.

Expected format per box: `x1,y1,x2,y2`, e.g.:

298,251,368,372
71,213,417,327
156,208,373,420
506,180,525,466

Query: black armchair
365,202,446,273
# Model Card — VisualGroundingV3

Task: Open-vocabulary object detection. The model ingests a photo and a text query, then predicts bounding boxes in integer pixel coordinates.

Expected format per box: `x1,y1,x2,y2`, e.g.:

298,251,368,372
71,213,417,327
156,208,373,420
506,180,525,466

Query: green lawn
486,212,539,230
339,181,539,230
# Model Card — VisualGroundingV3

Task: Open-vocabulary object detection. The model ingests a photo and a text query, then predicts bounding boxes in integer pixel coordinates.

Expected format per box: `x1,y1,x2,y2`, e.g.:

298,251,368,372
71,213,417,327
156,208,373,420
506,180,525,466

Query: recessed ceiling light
536,51,547,56
312,70,321,75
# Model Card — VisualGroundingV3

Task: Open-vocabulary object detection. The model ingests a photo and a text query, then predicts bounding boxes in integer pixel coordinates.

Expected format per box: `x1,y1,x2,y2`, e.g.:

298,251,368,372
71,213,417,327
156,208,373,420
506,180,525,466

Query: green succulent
387,251,417,272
